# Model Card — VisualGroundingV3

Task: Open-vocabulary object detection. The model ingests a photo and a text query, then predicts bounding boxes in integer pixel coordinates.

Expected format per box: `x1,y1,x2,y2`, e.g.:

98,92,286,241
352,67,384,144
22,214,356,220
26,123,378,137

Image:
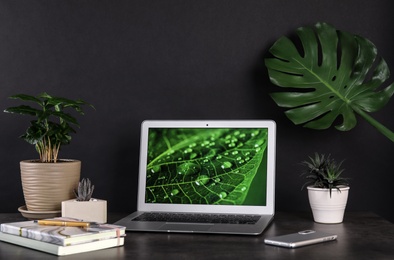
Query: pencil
34,220,91,228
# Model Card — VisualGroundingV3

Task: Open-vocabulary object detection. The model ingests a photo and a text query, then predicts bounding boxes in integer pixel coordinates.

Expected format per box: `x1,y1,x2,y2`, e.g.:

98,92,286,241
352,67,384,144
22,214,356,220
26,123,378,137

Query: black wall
1,0,393,222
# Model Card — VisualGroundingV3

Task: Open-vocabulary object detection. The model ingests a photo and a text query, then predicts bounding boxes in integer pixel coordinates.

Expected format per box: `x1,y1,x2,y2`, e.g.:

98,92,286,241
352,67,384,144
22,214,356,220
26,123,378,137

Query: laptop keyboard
131,212,261,225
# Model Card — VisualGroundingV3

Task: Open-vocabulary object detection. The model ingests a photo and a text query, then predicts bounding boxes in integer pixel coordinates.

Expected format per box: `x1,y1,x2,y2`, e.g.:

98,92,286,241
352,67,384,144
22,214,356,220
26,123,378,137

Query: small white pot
61,198,107,223
307,186,349,224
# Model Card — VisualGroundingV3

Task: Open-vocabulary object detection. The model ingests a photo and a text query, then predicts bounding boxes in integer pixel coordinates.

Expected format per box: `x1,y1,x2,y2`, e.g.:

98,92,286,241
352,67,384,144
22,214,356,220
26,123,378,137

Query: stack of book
0,218,126,256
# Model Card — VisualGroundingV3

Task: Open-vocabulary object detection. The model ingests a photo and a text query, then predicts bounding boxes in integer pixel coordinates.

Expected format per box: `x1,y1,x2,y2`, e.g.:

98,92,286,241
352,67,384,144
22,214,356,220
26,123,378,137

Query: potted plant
4,93,93,216
62,178,107,223
300,153,350,224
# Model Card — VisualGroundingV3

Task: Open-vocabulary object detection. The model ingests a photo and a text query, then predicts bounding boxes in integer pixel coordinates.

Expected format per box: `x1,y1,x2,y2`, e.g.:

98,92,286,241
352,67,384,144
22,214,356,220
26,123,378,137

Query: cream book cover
0,218,125,246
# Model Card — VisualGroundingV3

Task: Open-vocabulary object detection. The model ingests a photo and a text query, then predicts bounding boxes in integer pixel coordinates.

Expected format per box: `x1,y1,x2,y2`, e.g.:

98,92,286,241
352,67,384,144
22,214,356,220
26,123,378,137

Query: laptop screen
142,125,272,208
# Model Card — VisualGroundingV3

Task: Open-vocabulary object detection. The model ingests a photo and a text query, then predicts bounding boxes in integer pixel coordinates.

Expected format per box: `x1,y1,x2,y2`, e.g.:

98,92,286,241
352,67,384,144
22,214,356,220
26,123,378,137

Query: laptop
114,120,276,235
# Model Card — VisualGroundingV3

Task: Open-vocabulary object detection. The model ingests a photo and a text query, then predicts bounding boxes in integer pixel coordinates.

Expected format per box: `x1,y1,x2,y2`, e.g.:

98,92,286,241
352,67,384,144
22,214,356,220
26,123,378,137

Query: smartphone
264,230,337,248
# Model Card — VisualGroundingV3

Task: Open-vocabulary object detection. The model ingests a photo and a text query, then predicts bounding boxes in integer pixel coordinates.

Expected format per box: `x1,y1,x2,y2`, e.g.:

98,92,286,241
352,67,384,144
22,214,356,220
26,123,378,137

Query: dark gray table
1,211,393,259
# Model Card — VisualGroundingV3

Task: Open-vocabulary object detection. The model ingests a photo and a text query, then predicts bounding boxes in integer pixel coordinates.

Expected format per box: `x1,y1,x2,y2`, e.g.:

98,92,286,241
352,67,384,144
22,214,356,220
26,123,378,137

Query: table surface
0,211,393,259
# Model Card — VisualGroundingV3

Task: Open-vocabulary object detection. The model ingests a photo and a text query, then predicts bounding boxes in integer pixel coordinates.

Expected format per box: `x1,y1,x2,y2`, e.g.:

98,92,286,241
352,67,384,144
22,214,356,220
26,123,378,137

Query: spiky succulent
74,178,95,201
301,153,349,197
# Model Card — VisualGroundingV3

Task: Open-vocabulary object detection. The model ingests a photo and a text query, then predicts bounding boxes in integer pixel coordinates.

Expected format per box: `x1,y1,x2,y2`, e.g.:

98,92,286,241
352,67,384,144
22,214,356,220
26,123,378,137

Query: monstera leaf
265,22,394,142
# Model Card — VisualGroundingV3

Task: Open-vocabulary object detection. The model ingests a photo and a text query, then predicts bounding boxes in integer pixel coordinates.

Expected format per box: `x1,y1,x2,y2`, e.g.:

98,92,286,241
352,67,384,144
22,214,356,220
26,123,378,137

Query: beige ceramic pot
20,160,81,212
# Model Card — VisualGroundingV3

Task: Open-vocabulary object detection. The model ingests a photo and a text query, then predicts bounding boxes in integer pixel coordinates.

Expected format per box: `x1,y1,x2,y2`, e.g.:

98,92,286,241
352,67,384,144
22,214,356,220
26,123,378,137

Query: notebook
114,120,276,235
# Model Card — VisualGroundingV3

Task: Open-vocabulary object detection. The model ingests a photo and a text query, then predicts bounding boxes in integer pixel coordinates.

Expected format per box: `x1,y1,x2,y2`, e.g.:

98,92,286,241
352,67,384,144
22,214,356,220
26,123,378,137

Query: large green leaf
265,22,394,142
4,105,42,117
145,128,268,205
8,94,42,105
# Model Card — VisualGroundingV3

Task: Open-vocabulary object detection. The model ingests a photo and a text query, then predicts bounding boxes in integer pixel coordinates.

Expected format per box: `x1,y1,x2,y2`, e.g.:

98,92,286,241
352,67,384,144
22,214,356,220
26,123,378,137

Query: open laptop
114,120,276,235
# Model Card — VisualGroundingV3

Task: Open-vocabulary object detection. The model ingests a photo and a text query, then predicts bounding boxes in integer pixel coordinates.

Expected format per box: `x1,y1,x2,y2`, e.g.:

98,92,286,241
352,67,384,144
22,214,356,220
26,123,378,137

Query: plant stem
53,143,60,163
354,107,394,142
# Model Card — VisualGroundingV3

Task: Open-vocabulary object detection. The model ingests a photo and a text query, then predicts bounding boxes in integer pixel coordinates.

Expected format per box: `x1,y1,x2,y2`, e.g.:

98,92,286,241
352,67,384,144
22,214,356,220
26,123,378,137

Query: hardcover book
0,232,124,256
0,218,126,246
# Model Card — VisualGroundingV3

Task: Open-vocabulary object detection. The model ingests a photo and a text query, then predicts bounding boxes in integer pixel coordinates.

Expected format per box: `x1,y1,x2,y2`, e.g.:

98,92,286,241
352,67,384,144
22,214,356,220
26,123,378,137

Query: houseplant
4,92,93,215
265,22,394,142
62,178,107,223
301,153,350,223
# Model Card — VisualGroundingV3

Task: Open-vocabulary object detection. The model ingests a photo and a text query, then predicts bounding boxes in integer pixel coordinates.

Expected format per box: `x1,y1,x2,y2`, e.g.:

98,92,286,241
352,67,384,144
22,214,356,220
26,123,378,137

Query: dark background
1,0,393,222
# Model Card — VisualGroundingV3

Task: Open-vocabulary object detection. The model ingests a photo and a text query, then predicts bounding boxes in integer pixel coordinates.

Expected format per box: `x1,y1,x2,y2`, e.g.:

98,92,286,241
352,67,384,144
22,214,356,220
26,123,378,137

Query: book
0,218,126,246
0,231,124,256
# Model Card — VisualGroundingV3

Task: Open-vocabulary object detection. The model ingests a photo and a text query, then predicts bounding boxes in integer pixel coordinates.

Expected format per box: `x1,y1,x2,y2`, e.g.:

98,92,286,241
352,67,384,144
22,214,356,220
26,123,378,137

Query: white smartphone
264,230,337,248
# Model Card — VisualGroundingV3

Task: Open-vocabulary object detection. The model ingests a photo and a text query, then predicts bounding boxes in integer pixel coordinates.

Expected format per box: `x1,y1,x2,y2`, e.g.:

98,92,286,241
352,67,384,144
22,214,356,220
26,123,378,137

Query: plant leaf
50,111,79,125
4,105,42,116
145,128,268,205
265,22,394,141
21,121,46,145
8,94,42,105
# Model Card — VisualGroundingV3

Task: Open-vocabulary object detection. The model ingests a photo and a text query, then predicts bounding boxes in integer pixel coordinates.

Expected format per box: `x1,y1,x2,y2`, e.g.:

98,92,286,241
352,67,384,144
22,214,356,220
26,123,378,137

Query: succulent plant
74,178,95,201
300,153,349,197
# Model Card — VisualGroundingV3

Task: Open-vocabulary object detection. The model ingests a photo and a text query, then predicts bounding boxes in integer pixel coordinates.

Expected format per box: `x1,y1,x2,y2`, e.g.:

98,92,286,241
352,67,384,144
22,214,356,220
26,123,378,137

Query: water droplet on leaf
221,161,232,169
171,189,179,196
150,165,161,173
184,148,193,153
219,192,227,199
195,175,210,186
177,162,201,175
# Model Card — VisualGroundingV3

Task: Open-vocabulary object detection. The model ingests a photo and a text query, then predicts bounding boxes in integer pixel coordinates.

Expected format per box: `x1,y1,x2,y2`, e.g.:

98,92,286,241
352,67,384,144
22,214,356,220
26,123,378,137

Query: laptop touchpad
159,223,214,232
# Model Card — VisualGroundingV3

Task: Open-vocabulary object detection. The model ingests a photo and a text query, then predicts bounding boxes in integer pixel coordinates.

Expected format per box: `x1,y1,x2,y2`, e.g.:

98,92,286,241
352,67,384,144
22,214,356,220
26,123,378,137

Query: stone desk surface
0,211,393,259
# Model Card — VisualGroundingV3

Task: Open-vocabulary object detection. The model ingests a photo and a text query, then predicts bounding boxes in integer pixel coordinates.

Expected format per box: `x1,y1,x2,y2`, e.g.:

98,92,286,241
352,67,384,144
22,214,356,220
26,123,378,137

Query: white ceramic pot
307,186,350,224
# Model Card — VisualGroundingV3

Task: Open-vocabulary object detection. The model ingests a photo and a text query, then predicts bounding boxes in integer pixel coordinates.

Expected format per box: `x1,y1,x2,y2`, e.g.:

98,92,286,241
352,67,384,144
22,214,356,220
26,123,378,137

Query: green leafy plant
74,178,95,201
301,153,349,197
4,93,94,162
265,22,394,142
